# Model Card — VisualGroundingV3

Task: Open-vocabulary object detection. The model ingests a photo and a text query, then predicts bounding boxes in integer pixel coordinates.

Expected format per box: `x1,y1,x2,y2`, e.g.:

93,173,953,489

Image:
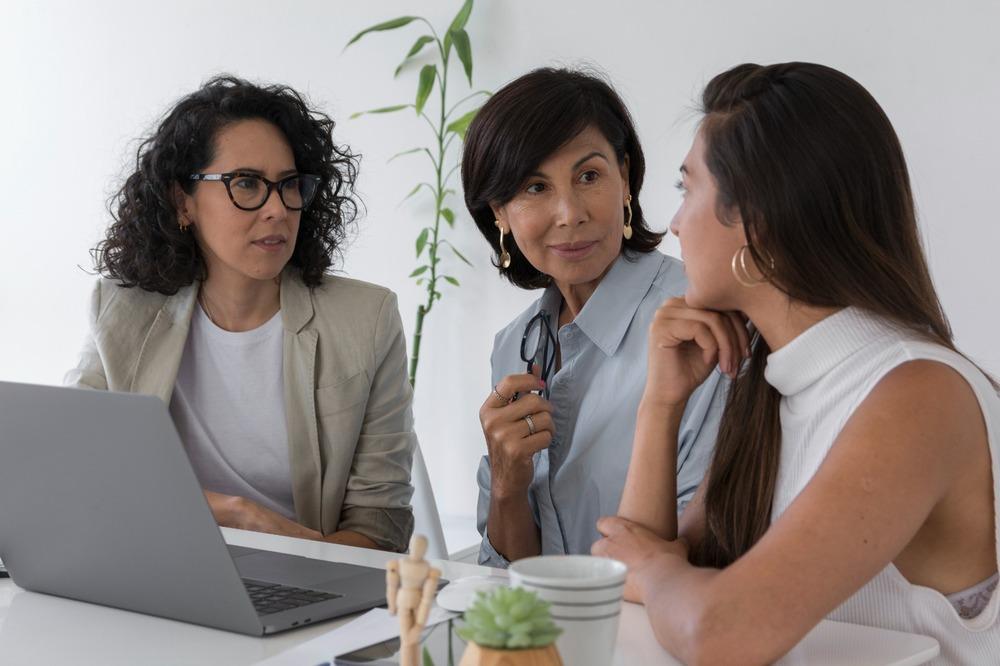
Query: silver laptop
0,381,391,636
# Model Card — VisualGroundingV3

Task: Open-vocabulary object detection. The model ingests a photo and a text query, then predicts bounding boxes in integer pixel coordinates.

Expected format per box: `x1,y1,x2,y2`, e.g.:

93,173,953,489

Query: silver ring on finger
524,413,536,436
492,385,511,405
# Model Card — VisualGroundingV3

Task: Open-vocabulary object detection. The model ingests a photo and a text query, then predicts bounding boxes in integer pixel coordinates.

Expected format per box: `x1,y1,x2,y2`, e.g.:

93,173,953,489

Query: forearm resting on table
247,518,380,550
618,400,686,539
487,491,541,562
638,554,769,666
319,529,380,549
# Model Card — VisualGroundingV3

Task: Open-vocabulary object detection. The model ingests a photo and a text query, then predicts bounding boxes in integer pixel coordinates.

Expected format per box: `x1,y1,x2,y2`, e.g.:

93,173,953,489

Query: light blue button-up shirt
476,250,728,567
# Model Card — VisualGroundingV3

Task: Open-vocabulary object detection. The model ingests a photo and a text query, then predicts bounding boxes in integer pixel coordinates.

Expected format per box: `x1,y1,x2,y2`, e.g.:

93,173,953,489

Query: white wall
2,1,998,548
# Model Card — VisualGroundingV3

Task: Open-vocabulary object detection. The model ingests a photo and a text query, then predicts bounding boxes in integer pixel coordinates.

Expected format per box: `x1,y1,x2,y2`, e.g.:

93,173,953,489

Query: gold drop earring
623,194,633,240
495,220,511,268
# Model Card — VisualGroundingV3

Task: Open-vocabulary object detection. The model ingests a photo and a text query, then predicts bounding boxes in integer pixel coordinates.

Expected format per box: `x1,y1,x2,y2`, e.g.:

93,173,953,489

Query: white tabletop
0,528,939,665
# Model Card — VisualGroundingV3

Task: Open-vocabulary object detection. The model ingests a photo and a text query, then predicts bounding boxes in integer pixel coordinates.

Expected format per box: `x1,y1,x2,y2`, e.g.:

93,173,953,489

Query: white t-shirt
169,304,295,519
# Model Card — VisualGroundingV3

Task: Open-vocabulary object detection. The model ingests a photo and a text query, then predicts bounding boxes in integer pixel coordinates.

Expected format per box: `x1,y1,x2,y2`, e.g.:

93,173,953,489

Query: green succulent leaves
457,587,562,650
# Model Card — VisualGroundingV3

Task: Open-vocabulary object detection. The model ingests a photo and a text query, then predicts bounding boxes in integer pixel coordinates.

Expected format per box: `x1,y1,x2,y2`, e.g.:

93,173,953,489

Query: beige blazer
65,268,416,552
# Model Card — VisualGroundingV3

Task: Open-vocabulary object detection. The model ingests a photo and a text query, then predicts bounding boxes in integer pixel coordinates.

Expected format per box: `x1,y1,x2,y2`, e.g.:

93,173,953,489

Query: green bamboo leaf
450,28,473,85
441,208,455,226
416,228,430,257
395,35,435,78
388,147,424,163
422,646,435,666
350,104,411,119
444,276,460,286
402,182,435,202
448,0,474,34
410,265,429,277
414,64,437,115
345,16,419,48
450,244,473,267
445,107,480,140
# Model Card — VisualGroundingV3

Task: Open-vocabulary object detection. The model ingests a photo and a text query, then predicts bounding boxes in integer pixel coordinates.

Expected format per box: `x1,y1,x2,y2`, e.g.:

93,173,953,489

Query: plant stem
409,304,426,386
408,39,450,389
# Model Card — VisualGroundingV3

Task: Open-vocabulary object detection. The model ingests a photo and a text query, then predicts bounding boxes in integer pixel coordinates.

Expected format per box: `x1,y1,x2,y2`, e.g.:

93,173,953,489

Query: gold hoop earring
731,245,773,287
623,194,633,240
495,220,511,269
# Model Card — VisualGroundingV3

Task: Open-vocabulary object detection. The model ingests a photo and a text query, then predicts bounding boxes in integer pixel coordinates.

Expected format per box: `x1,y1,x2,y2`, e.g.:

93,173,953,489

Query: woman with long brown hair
592,62,1000,664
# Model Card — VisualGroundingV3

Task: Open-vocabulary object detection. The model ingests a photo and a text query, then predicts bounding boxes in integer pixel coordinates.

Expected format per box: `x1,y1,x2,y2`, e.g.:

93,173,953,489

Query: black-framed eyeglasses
521,309,557,398
189,172,320,211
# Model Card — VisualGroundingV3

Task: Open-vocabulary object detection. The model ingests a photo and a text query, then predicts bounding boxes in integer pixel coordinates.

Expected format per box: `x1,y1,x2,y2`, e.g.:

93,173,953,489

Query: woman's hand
204,491,320,540
644,297,750,408
479,372,554,498
593,516,690,604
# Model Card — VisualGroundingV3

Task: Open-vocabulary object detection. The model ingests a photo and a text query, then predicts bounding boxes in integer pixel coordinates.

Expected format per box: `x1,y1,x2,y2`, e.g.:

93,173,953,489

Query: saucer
436,575,508,612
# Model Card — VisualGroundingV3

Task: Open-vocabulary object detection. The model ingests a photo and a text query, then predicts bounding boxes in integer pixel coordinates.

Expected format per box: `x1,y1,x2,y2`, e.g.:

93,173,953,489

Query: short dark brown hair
461,68,663,290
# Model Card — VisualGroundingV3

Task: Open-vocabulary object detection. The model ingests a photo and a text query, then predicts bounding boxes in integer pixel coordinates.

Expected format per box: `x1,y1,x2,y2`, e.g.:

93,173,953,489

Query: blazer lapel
129,284,198,403
281,272,323,530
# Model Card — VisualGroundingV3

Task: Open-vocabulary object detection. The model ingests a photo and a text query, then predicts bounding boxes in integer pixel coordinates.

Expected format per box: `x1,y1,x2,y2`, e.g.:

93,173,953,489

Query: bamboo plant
346,0,489,388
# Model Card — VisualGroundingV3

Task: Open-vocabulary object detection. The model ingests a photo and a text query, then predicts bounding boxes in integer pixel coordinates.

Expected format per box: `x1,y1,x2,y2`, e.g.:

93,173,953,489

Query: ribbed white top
765,307,1000,665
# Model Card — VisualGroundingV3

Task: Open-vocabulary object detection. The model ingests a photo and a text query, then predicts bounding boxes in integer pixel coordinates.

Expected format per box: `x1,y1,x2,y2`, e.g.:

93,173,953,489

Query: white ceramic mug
509,555,627,666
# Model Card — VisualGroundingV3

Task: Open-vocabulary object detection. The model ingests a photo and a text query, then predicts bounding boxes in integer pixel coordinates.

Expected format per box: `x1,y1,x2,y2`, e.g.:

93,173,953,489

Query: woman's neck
742,290,842,352
554,262,616,327
198,272,281,332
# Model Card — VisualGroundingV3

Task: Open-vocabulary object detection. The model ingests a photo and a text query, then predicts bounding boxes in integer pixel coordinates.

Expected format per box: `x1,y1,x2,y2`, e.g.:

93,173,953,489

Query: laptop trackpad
231,549,377,591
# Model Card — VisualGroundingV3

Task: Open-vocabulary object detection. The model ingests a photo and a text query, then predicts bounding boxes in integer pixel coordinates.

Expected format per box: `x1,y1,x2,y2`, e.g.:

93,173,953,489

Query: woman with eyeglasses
461,68,729,567
592,62,1000,664
65,76,416,553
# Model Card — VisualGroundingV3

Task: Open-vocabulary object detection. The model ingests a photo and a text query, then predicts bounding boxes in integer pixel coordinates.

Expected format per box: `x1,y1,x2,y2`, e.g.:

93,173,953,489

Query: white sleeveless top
764,307,1000,665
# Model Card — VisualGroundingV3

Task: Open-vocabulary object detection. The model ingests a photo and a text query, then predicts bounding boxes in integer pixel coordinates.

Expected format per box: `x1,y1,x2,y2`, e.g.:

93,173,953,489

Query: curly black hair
93,75,360,293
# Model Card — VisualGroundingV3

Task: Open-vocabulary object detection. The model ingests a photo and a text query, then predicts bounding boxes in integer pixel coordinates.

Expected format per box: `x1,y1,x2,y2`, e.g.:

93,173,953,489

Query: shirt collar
540,251,664,357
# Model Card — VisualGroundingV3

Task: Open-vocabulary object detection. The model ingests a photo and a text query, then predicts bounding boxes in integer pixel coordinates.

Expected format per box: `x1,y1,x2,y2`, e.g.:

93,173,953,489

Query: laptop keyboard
242,578,342,616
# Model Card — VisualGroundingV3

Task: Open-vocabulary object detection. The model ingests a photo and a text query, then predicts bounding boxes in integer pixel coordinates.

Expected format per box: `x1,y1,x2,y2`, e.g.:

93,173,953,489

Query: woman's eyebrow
228,167,299,177
526,151,609,179
572,151,608,170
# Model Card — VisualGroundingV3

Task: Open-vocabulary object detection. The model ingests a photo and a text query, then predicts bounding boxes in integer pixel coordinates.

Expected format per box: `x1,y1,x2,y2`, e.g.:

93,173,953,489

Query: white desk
0,529,939,665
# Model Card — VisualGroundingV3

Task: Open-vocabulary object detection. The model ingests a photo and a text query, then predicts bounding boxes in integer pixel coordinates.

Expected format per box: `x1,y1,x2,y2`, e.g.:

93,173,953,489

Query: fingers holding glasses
481,374,555,495
491,384,512,406
481,373,546,411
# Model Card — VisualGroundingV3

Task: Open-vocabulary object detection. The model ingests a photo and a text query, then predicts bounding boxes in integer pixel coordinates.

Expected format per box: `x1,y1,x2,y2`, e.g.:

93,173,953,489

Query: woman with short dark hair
462,68,728,567
66,75,416,553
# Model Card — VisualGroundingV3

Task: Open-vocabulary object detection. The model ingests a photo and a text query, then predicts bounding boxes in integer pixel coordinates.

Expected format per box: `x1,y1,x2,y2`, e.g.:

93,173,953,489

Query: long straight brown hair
692,62,961,567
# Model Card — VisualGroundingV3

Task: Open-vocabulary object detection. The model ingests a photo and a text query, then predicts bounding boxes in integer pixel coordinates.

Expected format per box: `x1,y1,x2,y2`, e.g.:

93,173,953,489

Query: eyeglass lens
522,314,555,386
229,175,317,210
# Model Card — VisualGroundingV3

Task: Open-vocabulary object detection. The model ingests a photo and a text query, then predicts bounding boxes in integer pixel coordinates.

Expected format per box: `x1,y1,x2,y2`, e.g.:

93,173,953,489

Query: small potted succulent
457,587,563,666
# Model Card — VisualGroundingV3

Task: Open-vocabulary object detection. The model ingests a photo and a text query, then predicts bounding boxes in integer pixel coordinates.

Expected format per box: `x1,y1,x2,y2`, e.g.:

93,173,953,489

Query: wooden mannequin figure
386,534,442,666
